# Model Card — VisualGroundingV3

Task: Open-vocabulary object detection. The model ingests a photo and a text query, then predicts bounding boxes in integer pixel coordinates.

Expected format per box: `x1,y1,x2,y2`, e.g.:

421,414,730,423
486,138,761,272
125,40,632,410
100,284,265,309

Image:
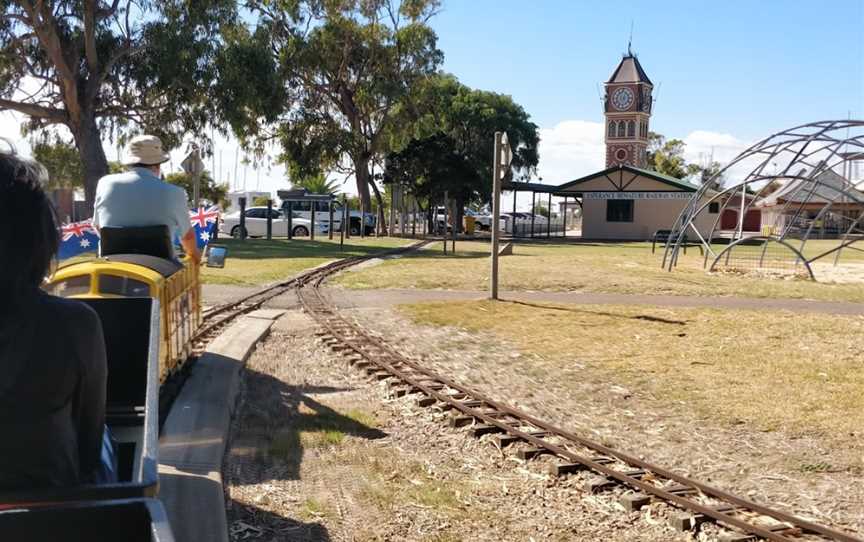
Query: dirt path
204,284,864,315
325,287,864,315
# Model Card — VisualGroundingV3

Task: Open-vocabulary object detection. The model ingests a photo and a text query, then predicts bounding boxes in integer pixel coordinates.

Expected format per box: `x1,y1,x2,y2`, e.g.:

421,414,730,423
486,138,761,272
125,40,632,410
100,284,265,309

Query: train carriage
1,227,199,539
45,252,202,381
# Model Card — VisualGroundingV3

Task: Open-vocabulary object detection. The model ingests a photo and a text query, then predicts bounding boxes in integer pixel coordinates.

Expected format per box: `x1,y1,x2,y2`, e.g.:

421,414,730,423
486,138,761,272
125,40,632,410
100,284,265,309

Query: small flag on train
58,219,100,260
189,205,220,250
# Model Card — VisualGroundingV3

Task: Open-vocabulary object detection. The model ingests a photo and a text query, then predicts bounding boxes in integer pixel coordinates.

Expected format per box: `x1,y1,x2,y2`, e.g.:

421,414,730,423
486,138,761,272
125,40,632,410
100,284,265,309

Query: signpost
180,143,205,208
490,131,512,300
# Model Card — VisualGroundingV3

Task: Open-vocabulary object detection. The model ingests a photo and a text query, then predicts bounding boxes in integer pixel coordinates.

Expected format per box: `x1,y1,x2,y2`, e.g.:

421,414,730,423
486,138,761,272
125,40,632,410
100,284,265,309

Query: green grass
201,236,413,285
298,497,335,520
399,300,864,444
336,239,864,303
268,406,379,456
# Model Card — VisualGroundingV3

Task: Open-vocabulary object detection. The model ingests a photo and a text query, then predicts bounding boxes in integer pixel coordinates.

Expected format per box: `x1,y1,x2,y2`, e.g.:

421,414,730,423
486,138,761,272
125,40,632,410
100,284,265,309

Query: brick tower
604,48,653,168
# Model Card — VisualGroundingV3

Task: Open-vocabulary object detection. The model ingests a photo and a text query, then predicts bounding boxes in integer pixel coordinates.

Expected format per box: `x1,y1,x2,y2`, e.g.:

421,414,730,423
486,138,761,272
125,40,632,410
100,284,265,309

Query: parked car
219,206,327,238
281,200,375,235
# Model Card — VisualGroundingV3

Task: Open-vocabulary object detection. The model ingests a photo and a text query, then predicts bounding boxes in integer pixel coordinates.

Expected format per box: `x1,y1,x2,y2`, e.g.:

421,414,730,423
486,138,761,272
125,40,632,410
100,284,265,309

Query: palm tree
295,174,340,195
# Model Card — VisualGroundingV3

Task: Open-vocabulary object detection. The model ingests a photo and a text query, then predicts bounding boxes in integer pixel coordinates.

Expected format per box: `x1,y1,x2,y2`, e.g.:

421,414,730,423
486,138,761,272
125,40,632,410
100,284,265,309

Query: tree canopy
0,0,237,209
164,171,228,208
384,74,539,208
293,174,341,195
647,132,723,187
233,0,443,218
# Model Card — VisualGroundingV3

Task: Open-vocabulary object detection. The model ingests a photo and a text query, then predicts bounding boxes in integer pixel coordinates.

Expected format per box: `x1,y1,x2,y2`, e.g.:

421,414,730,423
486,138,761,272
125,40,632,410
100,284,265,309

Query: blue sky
2,0,862,205
435,0,864,140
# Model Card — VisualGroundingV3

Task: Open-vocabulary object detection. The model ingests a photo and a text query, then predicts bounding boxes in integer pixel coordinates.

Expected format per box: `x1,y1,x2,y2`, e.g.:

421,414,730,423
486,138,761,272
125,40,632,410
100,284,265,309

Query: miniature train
0,227,199,541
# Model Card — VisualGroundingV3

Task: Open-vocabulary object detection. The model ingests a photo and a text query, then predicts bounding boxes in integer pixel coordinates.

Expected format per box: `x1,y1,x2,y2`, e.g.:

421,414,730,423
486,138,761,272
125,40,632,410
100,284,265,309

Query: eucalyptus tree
242,0,443,218
0,0,236,209
386,74,540,215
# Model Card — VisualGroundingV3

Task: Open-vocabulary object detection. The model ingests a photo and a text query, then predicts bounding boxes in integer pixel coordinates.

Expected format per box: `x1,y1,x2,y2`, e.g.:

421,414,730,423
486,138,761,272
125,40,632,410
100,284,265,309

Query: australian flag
58,220,100,260
188,206,220,250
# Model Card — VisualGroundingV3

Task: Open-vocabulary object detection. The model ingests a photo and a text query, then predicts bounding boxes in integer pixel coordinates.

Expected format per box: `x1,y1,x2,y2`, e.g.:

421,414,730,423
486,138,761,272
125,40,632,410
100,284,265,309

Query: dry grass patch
399,300,864,441
334,445,467,517
201,236,413,285
269,406,379,458
336,240,864,302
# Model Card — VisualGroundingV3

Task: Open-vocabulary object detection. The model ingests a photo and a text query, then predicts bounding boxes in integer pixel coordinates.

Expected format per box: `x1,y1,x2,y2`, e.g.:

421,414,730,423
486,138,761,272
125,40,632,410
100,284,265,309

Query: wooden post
340,196,347,250
401,187,408,237
266,199,273,240
239,197,247,241
512,187,517,237
310,200,316,240
360,201,365,239
443,193,448,254
328,200,334,240
562,196,568,237
287,201,293,240
490,132,503,300
530,192,536,237
411,197,417,237
389,185,398,237
547,192,552,239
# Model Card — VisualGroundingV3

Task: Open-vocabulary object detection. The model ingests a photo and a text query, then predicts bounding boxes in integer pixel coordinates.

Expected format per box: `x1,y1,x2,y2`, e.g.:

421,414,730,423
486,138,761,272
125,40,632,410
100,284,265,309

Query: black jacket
0,291,107,489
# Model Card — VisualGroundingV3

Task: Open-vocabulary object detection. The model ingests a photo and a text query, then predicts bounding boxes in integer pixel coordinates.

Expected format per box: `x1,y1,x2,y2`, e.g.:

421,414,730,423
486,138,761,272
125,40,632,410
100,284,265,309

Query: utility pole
490,132,512,300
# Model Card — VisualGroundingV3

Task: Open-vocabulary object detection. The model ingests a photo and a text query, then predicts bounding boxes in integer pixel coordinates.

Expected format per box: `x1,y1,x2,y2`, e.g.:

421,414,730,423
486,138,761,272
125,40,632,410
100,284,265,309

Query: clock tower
604,49,653,168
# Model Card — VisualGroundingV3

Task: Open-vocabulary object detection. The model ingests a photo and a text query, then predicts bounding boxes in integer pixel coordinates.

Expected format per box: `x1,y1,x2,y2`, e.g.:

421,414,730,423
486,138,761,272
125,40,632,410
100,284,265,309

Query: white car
219,206,328,238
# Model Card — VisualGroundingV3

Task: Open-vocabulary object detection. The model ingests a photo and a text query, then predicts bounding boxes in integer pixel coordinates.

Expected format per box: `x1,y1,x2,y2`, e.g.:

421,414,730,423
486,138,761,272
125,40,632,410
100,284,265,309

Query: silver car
219,206,326,238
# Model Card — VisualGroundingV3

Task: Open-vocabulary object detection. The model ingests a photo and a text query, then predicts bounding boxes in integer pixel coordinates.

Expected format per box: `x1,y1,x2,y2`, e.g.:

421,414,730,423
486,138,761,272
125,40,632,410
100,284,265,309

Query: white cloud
682,130,750,168
536,120,605,183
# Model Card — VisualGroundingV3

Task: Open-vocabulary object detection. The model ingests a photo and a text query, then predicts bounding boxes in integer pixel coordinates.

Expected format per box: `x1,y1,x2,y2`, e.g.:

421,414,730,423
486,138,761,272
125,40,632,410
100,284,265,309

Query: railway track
156,241,430,427
293,246,861,542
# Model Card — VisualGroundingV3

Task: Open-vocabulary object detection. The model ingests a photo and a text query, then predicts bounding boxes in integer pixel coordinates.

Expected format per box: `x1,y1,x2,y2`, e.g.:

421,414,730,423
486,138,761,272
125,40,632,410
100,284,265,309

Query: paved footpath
326,288,864,315
203,284,864,315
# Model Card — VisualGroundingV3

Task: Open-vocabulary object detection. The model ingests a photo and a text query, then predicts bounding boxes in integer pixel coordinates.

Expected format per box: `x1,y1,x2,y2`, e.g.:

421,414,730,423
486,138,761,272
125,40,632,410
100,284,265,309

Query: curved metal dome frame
662,120,864,279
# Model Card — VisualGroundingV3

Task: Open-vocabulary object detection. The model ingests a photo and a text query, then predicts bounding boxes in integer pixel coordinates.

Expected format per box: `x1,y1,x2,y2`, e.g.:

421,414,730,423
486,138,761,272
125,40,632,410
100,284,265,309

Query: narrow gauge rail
296,255,862,542
155,241,429,425
192,241,429,353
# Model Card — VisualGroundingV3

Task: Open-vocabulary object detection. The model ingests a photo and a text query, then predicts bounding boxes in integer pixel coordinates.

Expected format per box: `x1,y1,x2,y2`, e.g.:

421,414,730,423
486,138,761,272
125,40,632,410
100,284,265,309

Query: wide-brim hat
121,135,170,166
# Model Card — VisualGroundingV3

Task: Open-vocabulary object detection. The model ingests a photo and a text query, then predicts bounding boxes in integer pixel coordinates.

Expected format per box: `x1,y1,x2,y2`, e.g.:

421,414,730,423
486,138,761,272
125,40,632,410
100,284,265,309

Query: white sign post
490,131,512,300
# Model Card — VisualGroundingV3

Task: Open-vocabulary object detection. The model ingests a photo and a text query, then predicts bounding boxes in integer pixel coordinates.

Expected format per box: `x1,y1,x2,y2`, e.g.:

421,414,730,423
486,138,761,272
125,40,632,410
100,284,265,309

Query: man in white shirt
93,135,200,263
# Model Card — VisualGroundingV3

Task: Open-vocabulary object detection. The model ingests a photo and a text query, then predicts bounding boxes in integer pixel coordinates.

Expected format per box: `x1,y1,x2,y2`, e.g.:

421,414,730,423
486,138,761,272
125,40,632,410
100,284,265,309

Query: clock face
611,87,634,111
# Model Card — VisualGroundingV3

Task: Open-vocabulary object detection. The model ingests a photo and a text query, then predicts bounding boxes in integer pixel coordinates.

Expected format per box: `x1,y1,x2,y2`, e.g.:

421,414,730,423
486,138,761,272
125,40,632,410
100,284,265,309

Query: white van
282,200,375,235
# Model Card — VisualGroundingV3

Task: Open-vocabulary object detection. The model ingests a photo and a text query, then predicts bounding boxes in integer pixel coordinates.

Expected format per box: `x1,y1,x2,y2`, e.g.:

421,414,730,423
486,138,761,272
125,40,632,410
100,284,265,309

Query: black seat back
0,298,160,505
81,298,157,411
101,226,173,260
0,498,174,542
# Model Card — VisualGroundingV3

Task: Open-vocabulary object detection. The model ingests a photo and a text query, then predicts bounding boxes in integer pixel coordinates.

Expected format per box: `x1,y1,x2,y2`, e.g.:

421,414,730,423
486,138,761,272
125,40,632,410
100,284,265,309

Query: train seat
0,297,160,505
100,225,174,260
0,498,174,542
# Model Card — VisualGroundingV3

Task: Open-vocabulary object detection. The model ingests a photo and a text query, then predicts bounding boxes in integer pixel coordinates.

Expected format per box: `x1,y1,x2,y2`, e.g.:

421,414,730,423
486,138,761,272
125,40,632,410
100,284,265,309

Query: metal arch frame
709,236,815,280
662,120,864,277
663,120,864,268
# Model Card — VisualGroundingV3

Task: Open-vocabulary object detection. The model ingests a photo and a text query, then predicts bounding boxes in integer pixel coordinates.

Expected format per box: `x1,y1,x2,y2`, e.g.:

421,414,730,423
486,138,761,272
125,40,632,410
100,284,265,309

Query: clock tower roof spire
607,53,652,85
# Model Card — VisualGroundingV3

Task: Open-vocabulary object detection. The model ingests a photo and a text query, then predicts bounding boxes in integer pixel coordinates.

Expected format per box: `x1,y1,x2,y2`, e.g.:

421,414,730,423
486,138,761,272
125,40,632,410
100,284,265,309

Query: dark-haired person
93,135,201,263
0,148,113,490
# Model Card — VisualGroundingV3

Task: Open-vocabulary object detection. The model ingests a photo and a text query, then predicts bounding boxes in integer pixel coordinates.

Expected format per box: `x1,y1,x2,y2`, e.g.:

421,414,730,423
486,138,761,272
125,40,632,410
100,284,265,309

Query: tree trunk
354,155,373,221
368,179,387,236
455,195,465,234
73,112,109,217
